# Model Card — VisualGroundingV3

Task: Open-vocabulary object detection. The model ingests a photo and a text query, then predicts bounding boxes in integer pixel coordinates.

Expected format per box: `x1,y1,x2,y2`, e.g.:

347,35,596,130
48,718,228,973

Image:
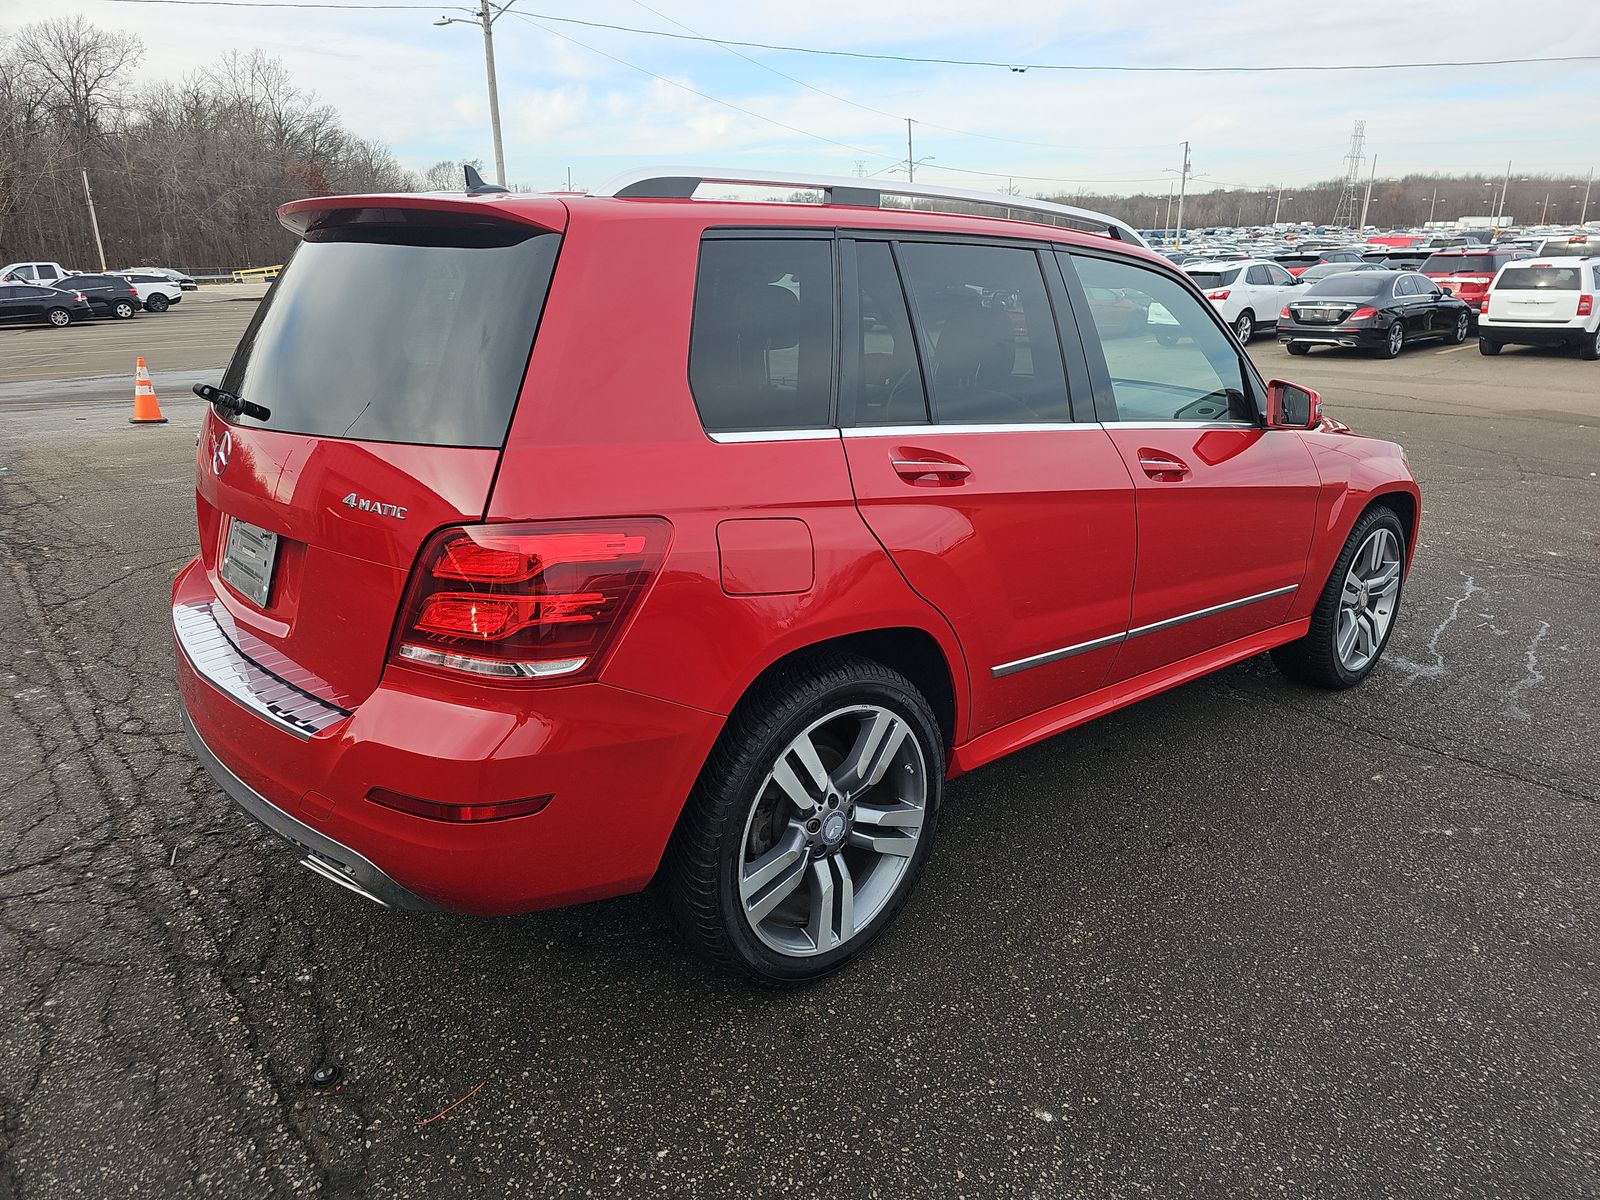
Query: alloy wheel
1235,312,1252,345
48,309,69,327
1336,527,1402,673
737,704,927,957
1387,323,1403,356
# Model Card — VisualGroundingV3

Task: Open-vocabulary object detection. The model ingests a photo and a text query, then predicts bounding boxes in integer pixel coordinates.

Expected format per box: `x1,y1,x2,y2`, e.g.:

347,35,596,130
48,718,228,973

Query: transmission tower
1332,121,1366,228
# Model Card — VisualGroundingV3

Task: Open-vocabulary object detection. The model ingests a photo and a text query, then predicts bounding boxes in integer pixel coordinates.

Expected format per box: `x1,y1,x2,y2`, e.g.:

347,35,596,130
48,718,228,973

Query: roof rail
593,166,1147,247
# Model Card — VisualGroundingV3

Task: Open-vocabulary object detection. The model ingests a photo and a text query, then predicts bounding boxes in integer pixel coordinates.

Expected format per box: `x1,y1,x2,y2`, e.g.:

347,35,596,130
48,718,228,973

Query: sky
5,0,1599,198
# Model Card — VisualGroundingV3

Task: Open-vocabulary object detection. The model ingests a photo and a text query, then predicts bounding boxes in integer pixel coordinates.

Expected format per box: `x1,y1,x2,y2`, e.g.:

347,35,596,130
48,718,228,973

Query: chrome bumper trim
181,709,440,912
173,601,349,740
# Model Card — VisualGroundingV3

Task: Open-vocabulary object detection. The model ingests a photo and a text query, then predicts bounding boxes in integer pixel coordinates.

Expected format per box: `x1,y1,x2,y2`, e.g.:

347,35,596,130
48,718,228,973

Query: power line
91,1,1600,73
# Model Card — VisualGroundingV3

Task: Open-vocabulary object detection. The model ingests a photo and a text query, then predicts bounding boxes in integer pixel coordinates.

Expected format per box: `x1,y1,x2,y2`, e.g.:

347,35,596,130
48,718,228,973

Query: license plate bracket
221,517,280,608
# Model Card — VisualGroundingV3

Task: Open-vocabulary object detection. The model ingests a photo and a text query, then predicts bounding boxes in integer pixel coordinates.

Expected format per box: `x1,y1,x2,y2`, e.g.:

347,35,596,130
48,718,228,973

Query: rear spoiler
276,193,568,238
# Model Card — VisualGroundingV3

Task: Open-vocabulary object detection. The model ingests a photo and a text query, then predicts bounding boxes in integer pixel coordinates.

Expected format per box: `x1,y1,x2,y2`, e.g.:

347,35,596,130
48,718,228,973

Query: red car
174,169,1420,983
1419,246,1531,310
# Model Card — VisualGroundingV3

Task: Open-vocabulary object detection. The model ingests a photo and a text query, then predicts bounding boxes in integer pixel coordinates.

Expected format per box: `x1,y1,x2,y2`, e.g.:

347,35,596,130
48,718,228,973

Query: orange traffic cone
130,356,168,425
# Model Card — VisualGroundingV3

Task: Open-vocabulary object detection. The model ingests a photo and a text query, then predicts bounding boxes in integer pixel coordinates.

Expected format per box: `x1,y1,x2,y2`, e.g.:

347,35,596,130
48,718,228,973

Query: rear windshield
1304,274,1390,298
1496,266,1583,291
1537,238,1600,257
221,210,559,447
1187,268,1241,288
1420,254,1501,274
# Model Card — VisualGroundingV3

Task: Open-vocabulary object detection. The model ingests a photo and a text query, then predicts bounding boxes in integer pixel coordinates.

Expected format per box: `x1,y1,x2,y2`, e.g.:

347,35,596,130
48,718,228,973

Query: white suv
1181,259,1304,344
116,271,185,312
1478,257,1600,360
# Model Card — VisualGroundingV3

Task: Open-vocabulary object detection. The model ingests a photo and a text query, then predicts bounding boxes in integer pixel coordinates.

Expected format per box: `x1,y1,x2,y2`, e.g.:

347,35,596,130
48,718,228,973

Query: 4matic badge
341,493,407,520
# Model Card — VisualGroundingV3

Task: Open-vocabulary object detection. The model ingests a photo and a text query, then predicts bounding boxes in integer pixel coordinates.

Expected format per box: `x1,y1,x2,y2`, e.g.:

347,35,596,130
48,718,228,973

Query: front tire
1271,505,1407,689
1234,310,1254,345
665,653,943,985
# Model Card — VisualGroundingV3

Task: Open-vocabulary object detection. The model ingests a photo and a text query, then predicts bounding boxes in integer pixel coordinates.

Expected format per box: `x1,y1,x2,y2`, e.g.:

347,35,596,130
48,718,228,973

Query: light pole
1581,167,1594,226
435,1,516,187
1272,182,1287,227
1173,141,1192,250
1427,185,1438,224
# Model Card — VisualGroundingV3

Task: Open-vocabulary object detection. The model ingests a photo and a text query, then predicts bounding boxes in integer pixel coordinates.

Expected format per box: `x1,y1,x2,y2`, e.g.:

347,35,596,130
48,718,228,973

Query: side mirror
1439,285,1453,296
1265,379,1321,430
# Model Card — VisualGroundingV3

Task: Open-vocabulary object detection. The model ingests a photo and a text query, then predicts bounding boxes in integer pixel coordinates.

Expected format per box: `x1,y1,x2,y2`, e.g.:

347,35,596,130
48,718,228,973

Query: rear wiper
193,383,271,422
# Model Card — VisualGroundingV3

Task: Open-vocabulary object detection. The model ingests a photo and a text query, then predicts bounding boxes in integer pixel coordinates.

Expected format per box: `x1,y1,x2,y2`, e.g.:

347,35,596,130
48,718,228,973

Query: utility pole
1582,166,1594,226
1272,182,1285,227
434,0,510,187
1358,154,1378,233
1174,141,1191,250
905,119,915,183
1428,185,1438,224
1494,159,1511,229
81,169,107,272
1541,190,1551,224
1164,179,1174,239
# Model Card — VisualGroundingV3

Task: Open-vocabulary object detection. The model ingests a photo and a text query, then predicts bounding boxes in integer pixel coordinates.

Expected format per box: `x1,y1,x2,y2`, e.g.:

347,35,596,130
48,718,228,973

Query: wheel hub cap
820,811,847,846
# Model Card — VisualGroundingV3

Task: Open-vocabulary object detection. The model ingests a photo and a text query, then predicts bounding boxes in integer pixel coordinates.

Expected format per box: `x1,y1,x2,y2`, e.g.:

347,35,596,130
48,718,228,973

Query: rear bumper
1277,323,1385,349
173,557,725,915
1479,324,1589,347
183,709,439,910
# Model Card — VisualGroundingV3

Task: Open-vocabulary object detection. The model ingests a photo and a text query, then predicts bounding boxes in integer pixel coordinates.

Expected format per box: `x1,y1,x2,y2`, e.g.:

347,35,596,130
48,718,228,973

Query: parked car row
0,268,186,329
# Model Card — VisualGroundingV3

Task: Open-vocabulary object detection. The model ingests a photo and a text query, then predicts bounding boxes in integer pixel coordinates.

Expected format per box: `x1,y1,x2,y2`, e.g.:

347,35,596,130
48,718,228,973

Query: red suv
174,169,1420,983
1419,245,1531,311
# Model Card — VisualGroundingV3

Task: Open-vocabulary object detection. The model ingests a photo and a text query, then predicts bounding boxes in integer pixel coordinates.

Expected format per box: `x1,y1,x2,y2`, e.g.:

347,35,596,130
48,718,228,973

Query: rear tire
1271,505,1407,690
664,653,943,986
1478,338,1501,356
1449,310,1470,344
145,295,169,313
1234,310,1254,345
46,307,71,327
1378,320,1404,359
112,299,135,320
1154,329,1180,347
1580,327,1600,361
1286,342,1310,356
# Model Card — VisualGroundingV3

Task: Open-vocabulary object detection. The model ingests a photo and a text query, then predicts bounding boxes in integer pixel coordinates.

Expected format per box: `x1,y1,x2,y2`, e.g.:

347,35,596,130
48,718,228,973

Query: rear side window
689,238,834,433
222,210,559,447
1496,267,1583,291
895,241,1069,423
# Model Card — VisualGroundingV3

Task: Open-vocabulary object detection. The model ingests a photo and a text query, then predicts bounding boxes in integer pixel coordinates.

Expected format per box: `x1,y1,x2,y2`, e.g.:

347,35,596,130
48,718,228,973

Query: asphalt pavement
0,318,1596,1198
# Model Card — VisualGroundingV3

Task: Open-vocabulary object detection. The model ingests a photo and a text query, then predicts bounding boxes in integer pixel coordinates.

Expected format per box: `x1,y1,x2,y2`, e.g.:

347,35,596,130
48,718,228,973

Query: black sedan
1278,271,1475,358
57,274,142,320
0,282,93,328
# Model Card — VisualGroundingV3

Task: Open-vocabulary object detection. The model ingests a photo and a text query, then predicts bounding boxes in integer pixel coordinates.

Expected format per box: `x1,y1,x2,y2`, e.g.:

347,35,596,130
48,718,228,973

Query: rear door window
222,209,560,447
689,238,835,433
894,241,1069,423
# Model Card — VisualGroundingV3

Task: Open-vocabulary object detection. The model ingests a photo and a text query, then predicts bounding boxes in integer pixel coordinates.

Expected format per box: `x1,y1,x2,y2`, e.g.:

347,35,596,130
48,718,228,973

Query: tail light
73,291,86,302
1205,289,1230,301
1480,295,1491,314
392,519,671,683
1579,294,1594,317
1279,306,1292,320
1349,307,1379,321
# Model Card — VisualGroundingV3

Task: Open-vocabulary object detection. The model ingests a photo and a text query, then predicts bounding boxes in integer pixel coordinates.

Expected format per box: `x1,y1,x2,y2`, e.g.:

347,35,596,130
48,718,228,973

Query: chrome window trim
174,600,350,740
990,584,1298,678
844,422,1098,437
706,429,839,444
1102,419,1259,431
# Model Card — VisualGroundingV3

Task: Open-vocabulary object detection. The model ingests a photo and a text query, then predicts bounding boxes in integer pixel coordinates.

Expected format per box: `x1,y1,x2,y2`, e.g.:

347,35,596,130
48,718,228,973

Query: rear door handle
892,458,972,482
1136,450,1190,481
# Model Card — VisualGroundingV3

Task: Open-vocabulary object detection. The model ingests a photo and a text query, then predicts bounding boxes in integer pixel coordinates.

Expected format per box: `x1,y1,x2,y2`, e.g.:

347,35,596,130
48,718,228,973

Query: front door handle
891,457,972,483
1136,449,1190,481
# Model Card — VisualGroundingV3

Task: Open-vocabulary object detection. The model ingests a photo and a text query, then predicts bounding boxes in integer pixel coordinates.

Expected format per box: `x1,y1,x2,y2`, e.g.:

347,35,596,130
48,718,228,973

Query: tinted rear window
221,211,559,447
1304,274,1390,298
1496,267,1583,291
1187,269,1241,288
1421,254,1501,274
